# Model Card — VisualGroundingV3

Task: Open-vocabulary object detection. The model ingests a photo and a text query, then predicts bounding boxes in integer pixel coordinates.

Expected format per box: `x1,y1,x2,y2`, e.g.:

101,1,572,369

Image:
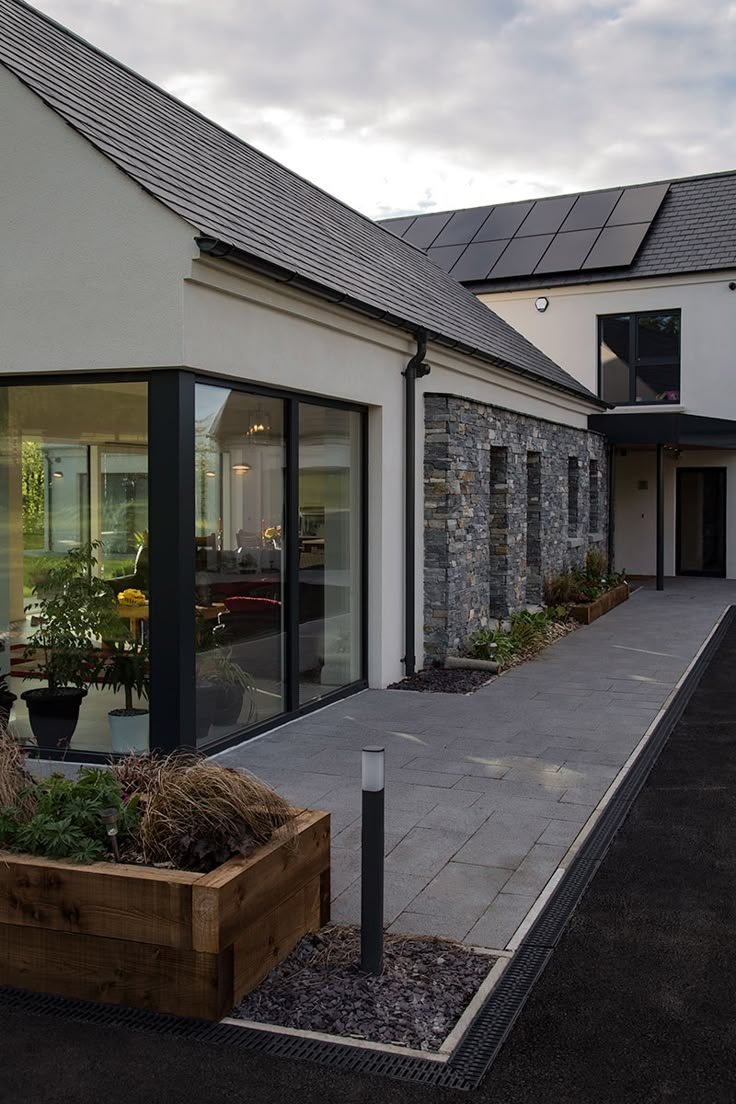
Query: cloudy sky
31,0,736,218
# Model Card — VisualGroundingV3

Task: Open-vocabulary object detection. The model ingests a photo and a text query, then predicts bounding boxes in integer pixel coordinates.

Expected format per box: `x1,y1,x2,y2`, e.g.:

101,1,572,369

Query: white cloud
31,0,736,216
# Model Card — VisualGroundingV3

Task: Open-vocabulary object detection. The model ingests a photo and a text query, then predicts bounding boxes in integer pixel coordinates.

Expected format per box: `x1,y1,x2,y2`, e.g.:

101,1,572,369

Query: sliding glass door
193,384,365,748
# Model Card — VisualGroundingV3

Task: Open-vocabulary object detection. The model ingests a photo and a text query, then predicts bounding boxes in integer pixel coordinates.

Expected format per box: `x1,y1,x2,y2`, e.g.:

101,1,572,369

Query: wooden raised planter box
570,583,630,626
0,808,330,1021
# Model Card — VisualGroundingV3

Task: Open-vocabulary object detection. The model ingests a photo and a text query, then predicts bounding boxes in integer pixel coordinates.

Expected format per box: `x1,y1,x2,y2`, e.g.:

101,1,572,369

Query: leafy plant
99,636,150,711
467,606,569,671
0,768,140,865
24,542,120,691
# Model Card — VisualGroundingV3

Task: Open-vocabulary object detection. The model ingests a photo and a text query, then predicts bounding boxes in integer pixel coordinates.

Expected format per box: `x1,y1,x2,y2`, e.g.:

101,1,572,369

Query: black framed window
0,370,367,760
599,310,681,405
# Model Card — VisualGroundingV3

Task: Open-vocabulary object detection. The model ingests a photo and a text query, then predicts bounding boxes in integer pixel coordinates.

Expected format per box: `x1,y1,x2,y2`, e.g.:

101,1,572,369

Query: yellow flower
118,588,147,606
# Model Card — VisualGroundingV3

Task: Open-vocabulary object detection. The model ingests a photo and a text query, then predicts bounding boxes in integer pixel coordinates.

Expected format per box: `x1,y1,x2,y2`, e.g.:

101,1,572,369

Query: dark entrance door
676,468,726,577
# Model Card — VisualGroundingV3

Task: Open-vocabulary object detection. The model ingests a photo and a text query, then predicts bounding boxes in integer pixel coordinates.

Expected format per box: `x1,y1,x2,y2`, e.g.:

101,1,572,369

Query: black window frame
0,369,369,762
598,309,681,407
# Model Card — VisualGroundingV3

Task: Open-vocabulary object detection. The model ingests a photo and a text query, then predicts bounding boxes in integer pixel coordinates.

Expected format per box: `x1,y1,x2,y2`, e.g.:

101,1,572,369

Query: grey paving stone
401,755,510,779
416,805,494,833
453,812,551,870
385,767,465,788
466,892,536,949
470,792,594,822
537,819,585,847
331,823,410,856
502,843,567,896
330,847,361,898
408,861,512,924
388,911,473,942
384,827,469,877
331,870,430,926
453,776,568,800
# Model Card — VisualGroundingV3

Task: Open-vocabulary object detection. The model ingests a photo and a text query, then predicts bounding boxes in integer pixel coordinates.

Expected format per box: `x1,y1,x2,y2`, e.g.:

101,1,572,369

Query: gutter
194,237,605,410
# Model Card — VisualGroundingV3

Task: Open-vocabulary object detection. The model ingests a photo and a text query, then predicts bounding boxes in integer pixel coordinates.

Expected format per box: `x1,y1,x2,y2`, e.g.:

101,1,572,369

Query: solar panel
431,207,493,247
489,235,555,278
607,183,669,226
582,222,650,269
449,240,509,281
427,244,467,273
402,212,452,249
533,228,600,274
560,190,622,232
473,202,534,242
516,196,576,237
380,216,416,238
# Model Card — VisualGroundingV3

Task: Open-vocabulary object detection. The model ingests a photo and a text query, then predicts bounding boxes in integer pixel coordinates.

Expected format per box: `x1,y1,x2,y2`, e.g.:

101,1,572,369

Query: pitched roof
379,171,736,292
0,0,600,405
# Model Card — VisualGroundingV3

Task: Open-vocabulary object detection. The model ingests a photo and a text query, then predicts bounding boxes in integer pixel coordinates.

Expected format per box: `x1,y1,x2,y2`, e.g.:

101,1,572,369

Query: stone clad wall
424,395,609,660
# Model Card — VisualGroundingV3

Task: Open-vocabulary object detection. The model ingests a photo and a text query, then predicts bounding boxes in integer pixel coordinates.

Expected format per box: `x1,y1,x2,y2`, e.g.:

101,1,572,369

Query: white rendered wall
613,447,736,579
480,273,736,420
0,65,195,373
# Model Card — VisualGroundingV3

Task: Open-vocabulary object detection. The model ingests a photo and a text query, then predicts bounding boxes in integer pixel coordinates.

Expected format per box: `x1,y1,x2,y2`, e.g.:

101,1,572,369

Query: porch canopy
589,412,736,590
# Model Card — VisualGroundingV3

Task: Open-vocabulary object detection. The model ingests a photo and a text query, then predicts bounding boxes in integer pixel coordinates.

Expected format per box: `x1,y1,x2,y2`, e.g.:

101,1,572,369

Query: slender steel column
148,370,196,750
656,444,665,591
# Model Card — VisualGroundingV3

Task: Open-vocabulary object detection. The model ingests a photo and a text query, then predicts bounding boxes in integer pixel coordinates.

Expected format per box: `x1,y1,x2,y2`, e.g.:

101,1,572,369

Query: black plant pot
0,690,17,727
212,684,244,728
20,687,87,750
195,681,221,745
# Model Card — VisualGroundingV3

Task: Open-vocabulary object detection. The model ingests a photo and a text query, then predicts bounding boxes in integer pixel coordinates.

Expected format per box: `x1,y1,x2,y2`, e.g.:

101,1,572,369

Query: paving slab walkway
217,578,736,952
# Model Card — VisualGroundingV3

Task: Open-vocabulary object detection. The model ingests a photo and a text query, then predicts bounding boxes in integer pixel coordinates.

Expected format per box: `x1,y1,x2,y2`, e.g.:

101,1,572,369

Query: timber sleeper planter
570,583,630,626
0,808,330,1020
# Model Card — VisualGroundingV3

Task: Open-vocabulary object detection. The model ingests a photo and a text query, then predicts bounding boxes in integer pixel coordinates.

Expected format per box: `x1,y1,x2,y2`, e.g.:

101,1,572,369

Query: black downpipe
607,443,616,575
656,443,665,590
403,332,431,677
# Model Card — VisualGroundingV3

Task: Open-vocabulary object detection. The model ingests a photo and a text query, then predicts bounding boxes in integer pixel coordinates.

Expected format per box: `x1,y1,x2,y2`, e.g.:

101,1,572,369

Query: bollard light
361,746,385,792
99,806,120,862
360,746,385,976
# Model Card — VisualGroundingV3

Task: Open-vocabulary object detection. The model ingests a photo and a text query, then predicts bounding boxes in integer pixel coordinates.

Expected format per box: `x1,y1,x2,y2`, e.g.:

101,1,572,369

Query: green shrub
467,606,568,671
0,768,140,865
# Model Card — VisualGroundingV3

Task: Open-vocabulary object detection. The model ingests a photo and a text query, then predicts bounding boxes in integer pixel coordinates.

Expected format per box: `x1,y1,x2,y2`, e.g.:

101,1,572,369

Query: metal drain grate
2,607,732,1091
448,944,552,1087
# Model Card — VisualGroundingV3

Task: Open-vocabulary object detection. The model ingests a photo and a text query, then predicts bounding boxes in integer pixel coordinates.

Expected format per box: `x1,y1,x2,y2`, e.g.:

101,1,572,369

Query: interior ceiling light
51,471,64,478
205,471,216,478
247,409,271,436
231,463,251,474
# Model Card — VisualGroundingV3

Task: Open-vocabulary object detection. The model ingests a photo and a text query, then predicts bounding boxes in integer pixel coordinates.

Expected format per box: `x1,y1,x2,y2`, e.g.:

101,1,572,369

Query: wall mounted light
534,296,549,313
205,471,216,478
51,471,64,479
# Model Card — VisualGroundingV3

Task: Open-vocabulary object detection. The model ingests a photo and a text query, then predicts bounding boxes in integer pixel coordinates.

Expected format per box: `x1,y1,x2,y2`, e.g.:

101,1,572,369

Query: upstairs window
599,310,681,405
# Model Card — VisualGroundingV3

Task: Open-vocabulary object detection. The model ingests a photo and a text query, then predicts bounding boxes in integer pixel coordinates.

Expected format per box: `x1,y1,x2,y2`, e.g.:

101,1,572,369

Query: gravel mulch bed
233,926,496,1052
387,668,494,693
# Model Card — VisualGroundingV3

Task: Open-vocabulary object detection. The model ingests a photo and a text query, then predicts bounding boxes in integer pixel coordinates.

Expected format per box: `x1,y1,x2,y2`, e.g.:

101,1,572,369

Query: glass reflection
194,386,285,745
299,404,362,704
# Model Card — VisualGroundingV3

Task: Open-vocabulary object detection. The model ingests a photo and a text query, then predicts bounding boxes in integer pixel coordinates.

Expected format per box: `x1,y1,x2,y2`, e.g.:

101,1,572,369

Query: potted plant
20,542,118,751
0,675,17,727
197,647,257,730
99,635,150,754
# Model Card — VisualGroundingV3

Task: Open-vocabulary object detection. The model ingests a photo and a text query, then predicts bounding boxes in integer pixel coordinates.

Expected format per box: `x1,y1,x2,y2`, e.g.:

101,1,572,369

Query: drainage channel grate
2,607,732,1092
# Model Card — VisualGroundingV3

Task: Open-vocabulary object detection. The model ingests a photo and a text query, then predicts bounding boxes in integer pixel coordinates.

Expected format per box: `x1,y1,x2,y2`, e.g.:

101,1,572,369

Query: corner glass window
194,386,286,747
299,404,363,706
0,382,150,756
599,310,680,405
